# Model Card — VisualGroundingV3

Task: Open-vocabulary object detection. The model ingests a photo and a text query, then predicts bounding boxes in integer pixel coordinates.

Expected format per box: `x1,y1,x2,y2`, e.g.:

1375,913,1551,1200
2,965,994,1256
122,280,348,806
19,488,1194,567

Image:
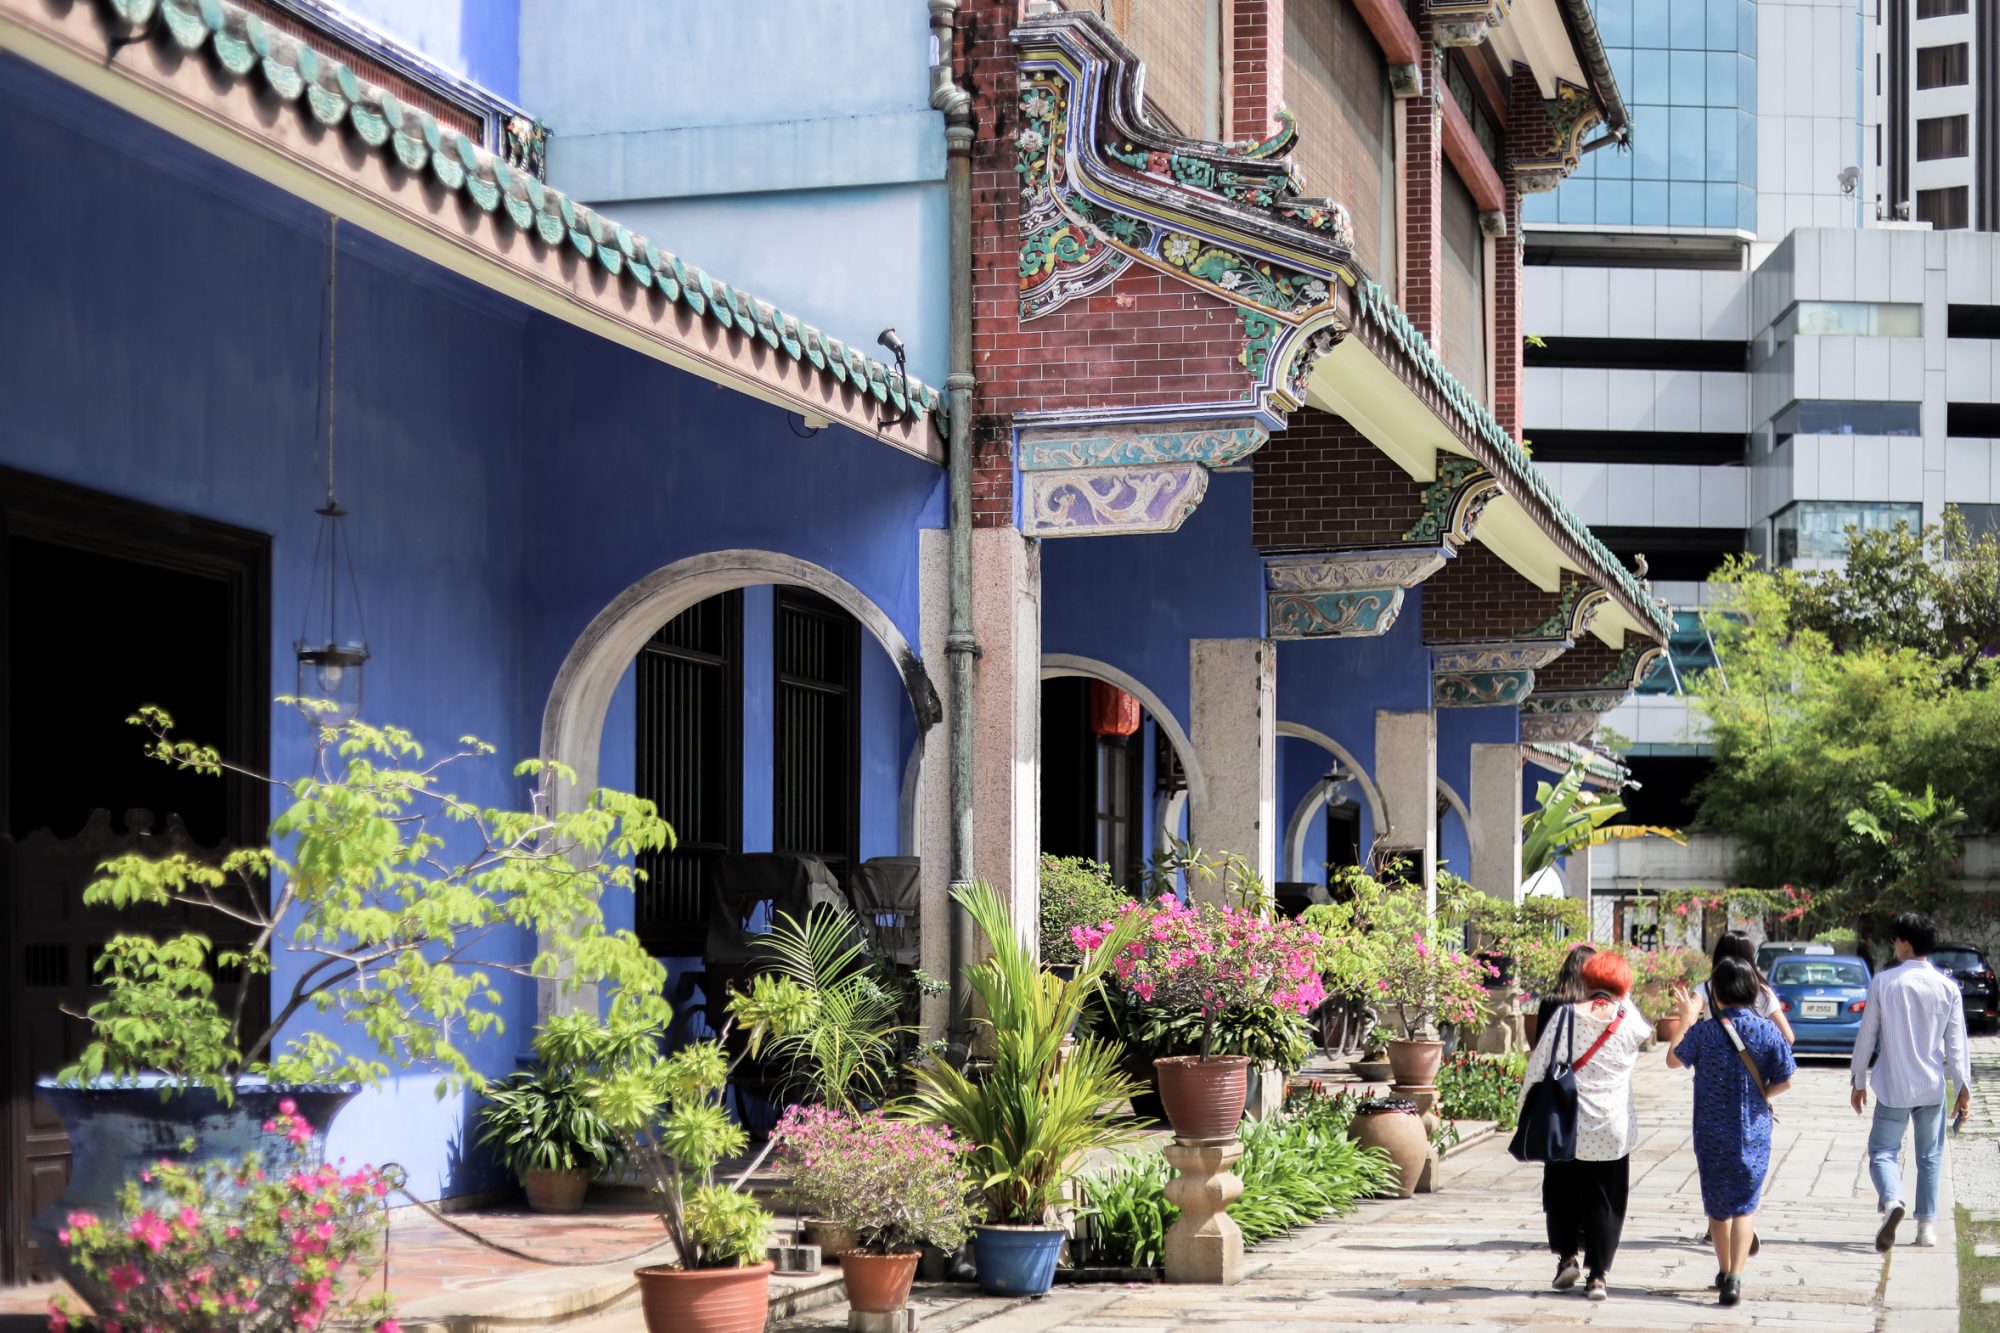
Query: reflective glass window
1773,502,1922,564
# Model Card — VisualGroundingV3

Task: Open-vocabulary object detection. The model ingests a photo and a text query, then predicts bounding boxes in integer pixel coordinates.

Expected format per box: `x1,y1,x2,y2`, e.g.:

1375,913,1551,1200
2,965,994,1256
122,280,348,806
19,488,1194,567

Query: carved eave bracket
1014,12,1356,424
1431,638,1567,708
1430,0,1513,47
1020,418,1269,537
1595,640,1670,692
1404,457,1502,550
1519,690,1627,745
1521,578,1613,643
1513,78,1606,195
1266,548,1450,639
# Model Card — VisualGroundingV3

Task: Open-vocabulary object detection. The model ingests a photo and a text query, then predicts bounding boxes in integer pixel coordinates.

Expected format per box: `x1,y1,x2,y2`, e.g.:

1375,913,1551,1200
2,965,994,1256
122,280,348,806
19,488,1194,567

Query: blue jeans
1868,1100,1946,1222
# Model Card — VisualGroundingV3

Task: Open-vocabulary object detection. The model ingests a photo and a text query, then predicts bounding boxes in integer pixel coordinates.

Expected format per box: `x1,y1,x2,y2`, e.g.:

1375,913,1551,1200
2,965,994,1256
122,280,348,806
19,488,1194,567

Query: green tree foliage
1691,513,2000,917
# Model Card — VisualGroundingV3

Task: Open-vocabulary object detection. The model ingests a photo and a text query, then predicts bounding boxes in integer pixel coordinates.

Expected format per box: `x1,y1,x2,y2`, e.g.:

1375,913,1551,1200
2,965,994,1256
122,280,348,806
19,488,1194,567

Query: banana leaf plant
1520,761,1684,879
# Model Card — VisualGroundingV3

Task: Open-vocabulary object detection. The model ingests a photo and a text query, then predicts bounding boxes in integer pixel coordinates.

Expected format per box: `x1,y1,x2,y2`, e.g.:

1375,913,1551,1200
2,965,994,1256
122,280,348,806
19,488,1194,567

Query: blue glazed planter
971,1224,1065,1296
30,1078,357,1315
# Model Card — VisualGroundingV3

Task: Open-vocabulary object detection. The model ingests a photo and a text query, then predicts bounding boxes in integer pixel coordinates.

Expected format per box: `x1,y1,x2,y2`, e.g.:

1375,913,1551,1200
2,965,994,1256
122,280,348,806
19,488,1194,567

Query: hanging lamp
295,216,369,724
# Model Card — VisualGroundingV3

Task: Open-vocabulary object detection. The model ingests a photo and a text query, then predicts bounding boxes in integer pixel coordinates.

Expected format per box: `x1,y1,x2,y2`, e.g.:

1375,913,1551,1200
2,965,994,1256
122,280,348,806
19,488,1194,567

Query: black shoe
1713,1269,1725,1290
1718,1273,1742,1306
1586,1276,1608,1302
1553,1256,1580,1291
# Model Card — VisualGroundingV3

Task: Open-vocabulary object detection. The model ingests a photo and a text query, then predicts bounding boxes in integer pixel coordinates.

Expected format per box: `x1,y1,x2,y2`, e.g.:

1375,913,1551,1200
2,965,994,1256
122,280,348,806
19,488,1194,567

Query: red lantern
1088,680,1141,736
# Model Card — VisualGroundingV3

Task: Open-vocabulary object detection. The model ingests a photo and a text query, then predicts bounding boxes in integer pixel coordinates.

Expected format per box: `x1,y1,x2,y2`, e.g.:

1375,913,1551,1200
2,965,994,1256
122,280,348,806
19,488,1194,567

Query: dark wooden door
0,469,268,1285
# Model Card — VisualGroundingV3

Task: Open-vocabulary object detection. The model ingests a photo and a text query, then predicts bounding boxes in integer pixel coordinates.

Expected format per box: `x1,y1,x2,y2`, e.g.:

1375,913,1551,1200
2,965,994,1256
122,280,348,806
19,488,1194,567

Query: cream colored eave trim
1489,0,1588,99
0,1,942,463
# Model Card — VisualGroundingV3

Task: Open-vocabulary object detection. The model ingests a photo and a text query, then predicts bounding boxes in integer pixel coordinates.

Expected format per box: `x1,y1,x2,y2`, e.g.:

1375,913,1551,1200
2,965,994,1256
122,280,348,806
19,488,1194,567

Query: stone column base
1163,1139,1245,1284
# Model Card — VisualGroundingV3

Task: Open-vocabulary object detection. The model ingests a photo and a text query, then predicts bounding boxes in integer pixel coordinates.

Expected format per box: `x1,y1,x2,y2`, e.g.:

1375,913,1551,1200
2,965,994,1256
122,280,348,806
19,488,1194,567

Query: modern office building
1524,0,2000,903
1868,0,2000,231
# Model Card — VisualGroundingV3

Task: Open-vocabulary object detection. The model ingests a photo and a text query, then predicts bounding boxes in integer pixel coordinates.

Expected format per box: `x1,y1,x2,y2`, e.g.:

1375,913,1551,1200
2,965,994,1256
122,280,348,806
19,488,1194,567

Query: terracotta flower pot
635,1261,772,1333
1351,1103,1428,1198
521,1167,590,1214
1654,1014,1685,1046
1153,1054,1250,1141
1386,1038,1445,1089
840,1250,920,1313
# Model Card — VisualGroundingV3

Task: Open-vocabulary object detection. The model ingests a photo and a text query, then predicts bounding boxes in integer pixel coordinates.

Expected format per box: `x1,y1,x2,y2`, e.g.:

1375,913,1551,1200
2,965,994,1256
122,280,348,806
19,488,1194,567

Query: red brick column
1228,0,1285,143
1491,64,1540,437
1400,9,1442,338
965,0,1026,528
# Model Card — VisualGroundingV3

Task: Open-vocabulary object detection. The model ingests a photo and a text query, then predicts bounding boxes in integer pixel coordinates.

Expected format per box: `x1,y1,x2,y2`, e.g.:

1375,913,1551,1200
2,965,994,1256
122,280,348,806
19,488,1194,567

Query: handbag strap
1571,1004,1625,1071
1720,1015,1776,1120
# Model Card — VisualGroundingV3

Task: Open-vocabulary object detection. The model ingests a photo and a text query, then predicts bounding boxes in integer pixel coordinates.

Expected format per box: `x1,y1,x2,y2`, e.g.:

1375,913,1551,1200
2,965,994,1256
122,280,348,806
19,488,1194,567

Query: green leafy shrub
1039,854,1133,967
1076,1092,1397,1267
1435,1052,1527,1130
475,1027,621,1178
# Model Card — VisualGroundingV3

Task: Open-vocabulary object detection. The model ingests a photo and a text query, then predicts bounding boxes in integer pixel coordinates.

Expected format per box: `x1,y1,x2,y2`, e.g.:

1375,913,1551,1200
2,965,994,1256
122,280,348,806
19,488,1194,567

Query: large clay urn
1350,1098,1428,1198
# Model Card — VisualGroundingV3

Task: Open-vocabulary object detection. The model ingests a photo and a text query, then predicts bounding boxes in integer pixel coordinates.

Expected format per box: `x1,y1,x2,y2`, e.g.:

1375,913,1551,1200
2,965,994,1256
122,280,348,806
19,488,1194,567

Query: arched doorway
1274,721,1385,889
1037,655,1205,892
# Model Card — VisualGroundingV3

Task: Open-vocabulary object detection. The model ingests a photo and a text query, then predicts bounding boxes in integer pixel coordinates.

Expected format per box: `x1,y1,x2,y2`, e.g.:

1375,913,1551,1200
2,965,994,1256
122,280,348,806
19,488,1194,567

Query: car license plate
1803,1000,1838,1018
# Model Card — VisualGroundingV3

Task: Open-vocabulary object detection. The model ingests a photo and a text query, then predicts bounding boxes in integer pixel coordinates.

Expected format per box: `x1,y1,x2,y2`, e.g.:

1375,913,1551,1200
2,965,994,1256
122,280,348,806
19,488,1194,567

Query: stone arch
541,550,939,808
1040,653,1206,853
1436,777,1482,871
1273,721,1386,835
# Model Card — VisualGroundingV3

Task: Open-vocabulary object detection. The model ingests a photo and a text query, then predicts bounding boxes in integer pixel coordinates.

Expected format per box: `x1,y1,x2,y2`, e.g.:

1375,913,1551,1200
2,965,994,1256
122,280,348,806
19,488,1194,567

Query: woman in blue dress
1667,957,1796,1308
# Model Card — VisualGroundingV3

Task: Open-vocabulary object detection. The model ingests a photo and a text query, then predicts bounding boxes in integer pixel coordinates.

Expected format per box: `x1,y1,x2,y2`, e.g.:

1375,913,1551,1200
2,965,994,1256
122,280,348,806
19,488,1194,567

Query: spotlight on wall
1837,166,1860,196
875,328,915,431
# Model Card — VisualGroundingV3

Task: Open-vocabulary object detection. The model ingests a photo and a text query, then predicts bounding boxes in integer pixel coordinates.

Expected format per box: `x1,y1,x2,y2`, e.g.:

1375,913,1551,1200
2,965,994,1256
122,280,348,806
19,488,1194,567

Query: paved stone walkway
766,1041,1973,1333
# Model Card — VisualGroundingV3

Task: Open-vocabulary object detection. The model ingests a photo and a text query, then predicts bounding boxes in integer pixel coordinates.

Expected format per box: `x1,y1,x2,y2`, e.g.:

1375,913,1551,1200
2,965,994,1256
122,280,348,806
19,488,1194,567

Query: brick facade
1420,544,1562,643
1492,63,1543,437
1535,638,1625,693
1399,9,1442,339
1229,0,1284,143
1250,410,1425,551
963,0,1257,528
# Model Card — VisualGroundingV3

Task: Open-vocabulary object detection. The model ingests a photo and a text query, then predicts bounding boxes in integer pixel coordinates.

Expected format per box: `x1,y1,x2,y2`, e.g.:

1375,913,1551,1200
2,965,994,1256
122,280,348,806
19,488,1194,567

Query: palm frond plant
749,904,907,1110
1520,761,1684,879
475,1023,622,1204
904,881,1150,1226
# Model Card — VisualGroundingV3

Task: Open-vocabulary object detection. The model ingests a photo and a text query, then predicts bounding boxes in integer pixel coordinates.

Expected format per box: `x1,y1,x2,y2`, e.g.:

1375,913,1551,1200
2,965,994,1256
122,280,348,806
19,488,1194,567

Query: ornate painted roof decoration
1520,577,1613,642
1430,0,1513,48
1265,550,1449,640
1592,640,1670,692
1018,419,1267,537
1513,78,1605,195
1518,690,1627,745
1430,638,1568,709
1403,457,1503,547
97,0,942,428
1525,740,1631,789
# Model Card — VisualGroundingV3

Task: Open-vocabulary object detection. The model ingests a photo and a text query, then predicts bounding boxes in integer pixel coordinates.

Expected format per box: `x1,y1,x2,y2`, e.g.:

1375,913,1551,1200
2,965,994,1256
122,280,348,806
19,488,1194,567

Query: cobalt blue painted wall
1436,706,1519,879
334,0,522,101
1040,472,1266,743
1277,735,1328,884
1,57,942,1200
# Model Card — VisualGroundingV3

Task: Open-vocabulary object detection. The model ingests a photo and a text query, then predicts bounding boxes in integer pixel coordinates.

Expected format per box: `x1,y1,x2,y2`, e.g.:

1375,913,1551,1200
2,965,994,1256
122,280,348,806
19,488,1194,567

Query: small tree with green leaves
1520,762,1683,879
61,705,672,1096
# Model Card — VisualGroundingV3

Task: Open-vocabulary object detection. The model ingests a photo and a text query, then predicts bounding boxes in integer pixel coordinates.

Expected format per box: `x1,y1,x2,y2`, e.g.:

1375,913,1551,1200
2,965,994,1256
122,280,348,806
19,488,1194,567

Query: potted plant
1080,896,1325,1141
476,1027,622,1214
771,1106,978,1315
1373,928,1494,1087
1038,853,1133,978
553,972,817,1333
46,1101,401,1333
906,882,1149,1297
1353,1026,1395,1084
39,707,668,1303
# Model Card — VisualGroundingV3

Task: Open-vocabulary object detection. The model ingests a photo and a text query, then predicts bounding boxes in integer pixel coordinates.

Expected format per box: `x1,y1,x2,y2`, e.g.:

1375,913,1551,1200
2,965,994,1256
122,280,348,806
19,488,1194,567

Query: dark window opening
1041,678,1148,893
1623,755,1713,827
1918,42,1970,88
1918,0,1969,17
633,592,743,955
1526,430,1748,466
1918,114,1970,160
1592,527,1747,583
1920,185,1972,229
1525,337,1748,373
1773,399,1922,444
1949,305,2000,338
1948,402,2000,436
1094,733,1144,891
773,589,860,889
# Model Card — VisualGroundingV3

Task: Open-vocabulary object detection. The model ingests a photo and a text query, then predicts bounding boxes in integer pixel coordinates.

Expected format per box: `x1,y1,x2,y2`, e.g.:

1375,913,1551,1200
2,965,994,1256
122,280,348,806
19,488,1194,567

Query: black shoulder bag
1509,1002,1626,1163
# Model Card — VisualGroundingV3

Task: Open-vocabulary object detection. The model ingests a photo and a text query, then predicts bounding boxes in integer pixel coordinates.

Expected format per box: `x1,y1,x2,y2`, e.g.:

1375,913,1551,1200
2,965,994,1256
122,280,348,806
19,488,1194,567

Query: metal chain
379,1170,676,1268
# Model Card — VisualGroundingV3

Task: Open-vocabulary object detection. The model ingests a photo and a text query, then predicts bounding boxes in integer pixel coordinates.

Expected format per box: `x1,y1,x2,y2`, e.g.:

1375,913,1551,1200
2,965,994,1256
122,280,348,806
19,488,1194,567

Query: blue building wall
1277,735,1329,885
1436,705,1519,881
517,0,949,387
333,0,522,101
1,57,942,1199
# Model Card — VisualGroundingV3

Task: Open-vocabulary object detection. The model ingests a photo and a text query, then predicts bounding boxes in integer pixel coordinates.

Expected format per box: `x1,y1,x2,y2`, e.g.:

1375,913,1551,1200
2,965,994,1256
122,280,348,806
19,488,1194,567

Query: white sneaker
1915,1222,1938,1247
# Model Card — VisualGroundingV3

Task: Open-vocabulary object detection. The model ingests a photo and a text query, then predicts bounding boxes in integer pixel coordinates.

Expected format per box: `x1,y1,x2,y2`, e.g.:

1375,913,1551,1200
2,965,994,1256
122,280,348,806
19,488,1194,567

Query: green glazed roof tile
129,0,943,431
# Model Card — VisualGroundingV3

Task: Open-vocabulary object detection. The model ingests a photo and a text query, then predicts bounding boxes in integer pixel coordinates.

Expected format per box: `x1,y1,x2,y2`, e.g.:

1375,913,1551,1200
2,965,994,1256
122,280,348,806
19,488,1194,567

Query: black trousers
1543,1155,1630,1278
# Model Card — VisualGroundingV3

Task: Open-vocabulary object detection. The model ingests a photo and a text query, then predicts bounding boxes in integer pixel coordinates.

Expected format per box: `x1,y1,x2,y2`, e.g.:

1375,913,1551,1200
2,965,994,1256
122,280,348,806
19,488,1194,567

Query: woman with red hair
1519,948,1652,1302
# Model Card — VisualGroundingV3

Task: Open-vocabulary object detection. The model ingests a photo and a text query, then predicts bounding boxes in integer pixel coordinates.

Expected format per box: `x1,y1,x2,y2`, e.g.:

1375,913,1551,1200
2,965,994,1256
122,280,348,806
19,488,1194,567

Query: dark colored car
1934,944,1998,1033
1768,954,1873,1056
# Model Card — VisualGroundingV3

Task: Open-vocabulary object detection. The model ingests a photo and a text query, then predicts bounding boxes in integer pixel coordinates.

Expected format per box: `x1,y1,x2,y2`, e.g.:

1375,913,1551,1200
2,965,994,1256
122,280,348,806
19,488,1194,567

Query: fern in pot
477,1026,622,1214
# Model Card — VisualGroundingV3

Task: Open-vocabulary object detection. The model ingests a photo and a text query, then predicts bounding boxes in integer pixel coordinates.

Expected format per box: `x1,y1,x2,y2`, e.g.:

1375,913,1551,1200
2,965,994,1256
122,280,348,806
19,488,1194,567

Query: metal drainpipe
930,0,979,1047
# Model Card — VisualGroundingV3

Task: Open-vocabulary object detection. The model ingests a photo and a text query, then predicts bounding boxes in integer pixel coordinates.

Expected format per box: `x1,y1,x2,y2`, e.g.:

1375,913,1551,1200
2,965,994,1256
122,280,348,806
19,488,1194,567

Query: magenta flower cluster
1073,897,1327,1049
771,1105,981,1254
47,1102,400,1333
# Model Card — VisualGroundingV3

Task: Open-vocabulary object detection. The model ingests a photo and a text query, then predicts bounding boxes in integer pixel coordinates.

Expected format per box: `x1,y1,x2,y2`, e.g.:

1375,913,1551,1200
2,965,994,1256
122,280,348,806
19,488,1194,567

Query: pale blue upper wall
331,0,522,100
518,0,950,386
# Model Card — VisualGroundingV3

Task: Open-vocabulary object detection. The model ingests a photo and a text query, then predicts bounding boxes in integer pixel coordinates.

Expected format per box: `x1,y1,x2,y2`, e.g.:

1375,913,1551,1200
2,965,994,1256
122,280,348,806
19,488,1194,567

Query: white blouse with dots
1519,997,1654,1161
